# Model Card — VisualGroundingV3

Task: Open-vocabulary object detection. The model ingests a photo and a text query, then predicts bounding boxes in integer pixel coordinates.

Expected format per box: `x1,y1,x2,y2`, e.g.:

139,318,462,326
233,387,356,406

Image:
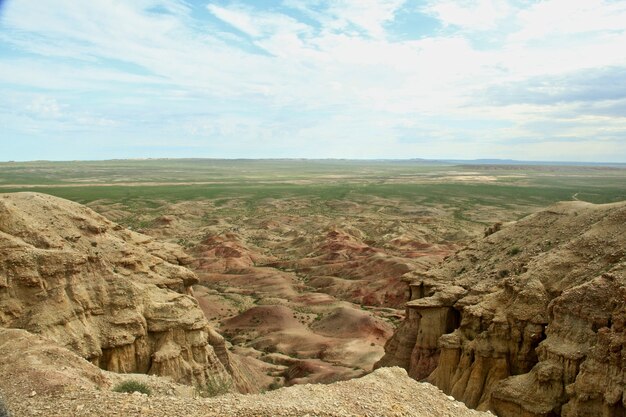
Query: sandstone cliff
0,192,253,392
377,200,626,416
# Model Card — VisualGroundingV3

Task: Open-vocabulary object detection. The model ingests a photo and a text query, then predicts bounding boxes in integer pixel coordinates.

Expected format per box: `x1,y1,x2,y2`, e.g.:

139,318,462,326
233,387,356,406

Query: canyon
1,160,625,416
0,192,486,416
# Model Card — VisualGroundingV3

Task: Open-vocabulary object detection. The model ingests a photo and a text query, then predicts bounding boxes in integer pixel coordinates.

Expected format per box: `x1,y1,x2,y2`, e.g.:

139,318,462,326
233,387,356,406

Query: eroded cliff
0,192,253,391
377,200,626,416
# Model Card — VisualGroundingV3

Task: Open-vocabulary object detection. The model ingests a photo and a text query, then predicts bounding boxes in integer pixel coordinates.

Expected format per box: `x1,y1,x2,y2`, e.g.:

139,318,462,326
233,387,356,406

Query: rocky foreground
0,325,491,416
2,366,490,417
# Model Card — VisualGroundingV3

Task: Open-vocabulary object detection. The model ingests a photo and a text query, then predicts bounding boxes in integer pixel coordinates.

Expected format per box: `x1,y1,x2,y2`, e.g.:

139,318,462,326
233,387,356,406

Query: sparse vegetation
176,238,192,248
508,246,521,256
2,159,625,408
196,375,232,398
112,380,152,396
268,377,282,391
1,151,625,417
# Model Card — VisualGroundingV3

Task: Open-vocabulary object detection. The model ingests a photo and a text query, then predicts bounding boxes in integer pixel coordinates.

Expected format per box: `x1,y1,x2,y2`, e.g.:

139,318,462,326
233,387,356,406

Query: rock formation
377,200,626,416
0,192,253,392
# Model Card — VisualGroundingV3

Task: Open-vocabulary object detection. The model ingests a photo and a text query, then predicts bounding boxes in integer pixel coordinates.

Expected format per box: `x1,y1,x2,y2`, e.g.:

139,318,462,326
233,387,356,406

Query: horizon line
1,157,626,166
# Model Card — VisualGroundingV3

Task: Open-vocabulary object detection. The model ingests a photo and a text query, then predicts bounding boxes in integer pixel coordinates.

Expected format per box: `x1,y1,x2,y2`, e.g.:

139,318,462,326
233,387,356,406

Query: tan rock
0,327,109,396
378,200,626,416
0,192,248,391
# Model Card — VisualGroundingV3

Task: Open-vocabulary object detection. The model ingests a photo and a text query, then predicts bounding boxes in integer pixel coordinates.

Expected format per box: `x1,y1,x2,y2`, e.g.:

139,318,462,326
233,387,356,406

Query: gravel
3,367,491,417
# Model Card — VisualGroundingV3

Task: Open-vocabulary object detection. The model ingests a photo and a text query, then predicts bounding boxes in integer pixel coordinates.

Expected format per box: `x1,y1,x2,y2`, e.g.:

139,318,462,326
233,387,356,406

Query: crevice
445,308,461,334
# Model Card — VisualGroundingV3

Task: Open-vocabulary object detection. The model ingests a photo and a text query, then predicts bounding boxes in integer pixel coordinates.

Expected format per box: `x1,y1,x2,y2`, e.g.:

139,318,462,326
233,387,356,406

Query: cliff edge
377,200,626,416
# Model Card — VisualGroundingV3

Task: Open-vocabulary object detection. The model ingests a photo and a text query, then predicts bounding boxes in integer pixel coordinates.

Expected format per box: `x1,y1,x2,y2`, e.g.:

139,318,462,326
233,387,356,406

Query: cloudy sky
1,0,625,161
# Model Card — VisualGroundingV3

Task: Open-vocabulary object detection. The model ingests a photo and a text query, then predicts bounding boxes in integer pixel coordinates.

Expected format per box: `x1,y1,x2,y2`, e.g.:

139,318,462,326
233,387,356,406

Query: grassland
1,160,625,202
0,159,624,226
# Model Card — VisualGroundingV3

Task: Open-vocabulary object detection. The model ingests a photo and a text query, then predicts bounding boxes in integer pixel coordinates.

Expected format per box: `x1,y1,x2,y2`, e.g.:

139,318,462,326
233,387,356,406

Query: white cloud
26,96,62,118
282,0,406,38
207,4,263,37
0,0,625,160
207,4,311,39
512,0,626,42
423,0,513,31
326,0,407,38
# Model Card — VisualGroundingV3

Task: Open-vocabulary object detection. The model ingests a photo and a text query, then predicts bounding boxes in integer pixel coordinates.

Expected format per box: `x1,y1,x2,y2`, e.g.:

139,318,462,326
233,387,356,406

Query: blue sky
1,0,625,162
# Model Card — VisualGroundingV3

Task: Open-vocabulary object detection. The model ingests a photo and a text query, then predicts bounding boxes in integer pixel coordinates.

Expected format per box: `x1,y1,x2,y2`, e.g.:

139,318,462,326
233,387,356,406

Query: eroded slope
0,192,254,392
378,200,626,416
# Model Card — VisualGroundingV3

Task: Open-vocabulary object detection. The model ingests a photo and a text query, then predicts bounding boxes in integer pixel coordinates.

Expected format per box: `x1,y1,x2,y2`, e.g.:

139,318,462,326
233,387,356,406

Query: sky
0,0,625,162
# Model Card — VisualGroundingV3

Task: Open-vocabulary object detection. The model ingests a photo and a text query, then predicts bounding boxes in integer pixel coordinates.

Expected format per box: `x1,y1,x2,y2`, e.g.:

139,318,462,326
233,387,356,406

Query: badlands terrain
0,159,625,416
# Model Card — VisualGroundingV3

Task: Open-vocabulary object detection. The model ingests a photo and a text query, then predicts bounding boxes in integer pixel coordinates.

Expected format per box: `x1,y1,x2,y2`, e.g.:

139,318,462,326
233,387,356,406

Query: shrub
112,380,152,396
268,378,282,391
196,375,232,398
508,246,521,256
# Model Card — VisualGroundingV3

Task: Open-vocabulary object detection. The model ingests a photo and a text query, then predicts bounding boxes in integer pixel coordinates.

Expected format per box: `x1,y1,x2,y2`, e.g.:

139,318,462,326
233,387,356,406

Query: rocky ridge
377,200,626,416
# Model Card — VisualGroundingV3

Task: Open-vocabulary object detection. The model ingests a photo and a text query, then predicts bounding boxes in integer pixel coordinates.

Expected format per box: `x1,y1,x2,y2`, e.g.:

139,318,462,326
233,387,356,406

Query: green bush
112,380,152,396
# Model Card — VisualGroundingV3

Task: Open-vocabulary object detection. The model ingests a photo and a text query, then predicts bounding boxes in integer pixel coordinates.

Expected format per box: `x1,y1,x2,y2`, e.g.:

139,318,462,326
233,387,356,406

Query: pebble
5,368,491,417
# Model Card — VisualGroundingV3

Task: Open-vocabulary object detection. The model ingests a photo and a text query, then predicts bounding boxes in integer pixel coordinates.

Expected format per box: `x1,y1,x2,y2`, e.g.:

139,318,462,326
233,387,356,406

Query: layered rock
377,200,626,416
190,224,406,384
0,192,252,391
492,268,626,417
268,226,437,308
